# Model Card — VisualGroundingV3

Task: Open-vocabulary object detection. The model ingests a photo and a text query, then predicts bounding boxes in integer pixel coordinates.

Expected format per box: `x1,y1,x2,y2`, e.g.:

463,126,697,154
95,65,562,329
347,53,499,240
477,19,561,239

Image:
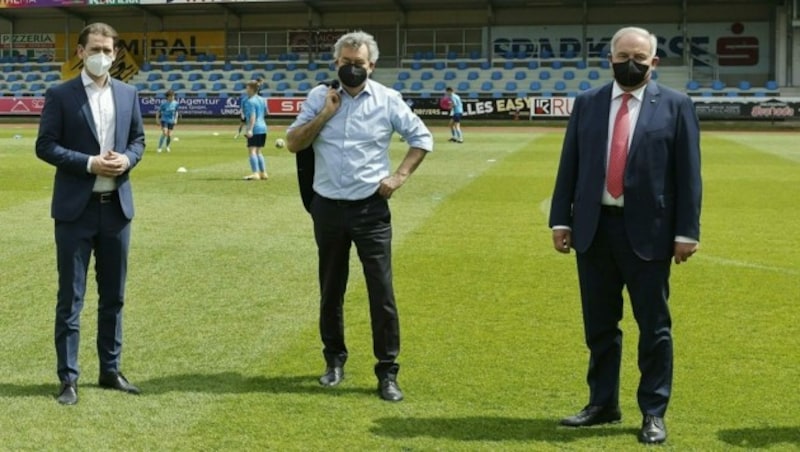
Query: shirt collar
612,81,646,102
340,78,374,98
81,69,111,89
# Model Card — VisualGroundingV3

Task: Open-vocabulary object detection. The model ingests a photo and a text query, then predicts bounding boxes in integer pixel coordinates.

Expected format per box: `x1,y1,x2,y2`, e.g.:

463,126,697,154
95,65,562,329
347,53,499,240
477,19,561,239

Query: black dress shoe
560,405,622,427
319,366,344,387
378,378,404,402
98,372,141,395
639,415,667,444
56,382,78,405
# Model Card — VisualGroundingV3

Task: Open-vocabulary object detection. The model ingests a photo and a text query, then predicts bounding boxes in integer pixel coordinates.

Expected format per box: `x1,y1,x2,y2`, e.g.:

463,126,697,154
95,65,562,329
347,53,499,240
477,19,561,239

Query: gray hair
333,31,380,63
609,26,658,59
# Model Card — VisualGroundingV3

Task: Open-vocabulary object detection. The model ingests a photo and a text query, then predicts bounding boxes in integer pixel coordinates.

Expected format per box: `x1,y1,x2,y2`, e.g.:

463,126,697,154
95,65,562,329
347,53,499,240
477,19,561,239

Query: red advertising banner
0,97,45,115
266,97,305,116
0,0,85,7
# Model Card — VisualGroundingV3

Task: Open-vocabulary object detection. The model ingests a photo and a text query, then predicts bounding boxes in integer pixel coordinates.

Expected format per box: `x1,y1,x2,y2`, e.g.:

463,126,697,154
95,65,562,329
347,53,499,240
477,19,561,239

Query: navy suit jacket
36,75,145,222
549,80,702,261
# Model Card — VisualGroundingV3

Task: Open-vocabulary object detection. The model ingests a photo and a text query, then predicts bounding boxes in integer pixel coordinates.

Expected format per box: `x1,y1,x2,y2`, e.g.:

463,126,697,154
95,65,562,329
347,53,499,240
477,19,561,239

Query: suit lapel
72,76,100,147
628,80,660,160
111,80,123,152
596,83,613,168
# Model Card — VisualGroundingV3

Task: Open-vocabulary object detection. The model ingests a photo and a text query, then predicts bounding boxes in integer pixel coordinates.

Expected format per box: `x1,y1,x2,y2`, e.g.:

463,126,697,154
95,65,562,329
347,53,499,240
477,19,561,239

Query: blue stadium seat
738,80,751,90
514,71,526,80
162,63,173,72
599,60,610,69
25,73,41,82
257,53,268,62
726,90,738,97
588,70,600,80
529,81,542,91
469,50,481,60
492,91,504,98
212,82,227,91
321,52,333,61
181,63,192,72
446,51,458,60
278,53,289,61
393,81,405,91
421,71,433,81
576,60,588,69
206,54,217,62
686,80,700,90
468,91,479,98
208,73,223,82
272,72,285,82
156,54,167,63
286,63,297,71
298,82,312,92
554,81,567,91
140,62,153,72
276,81,289,91
176,54,186,63
539,71,551,80
434,61,445,70
287,53,299,61
150,82,165,91
244,63,255,71
505,81,517,91
503,61,514,70
711,80,725,90
412,52,423,61
397,71,410,81
250,72,265,81
233,81,246,91
230,72,245,81
753,91,767,97
411,81,424,91
236,53,247,62
551,60,563,70
315,71,330,82
223,63,233,71
20,64,33,73
263,63,276,71
563,70,575,80
423,51,435,60
467,71,479,80
134,83,147,91
147,73,162,82
481,81,494,91
170,82,186,91
527,61,539,70
187,73,202,82
410,62,423,70
9,82,25,93
479,61,491,70
457,61,468,70
457,81,470,91
308,62,319,71
30,82,46,92
191,82,206,91
434,81,446,91
167,73,182,82
504,52,514,60
516,91,528,98
444,71,456,81
765,80,778,90
579,80,591,91
293,72,307,81
1,65,12,73
563,49,577,59
490,71,502,81
197,92,207,98
44,73,60,82
540,49,553,59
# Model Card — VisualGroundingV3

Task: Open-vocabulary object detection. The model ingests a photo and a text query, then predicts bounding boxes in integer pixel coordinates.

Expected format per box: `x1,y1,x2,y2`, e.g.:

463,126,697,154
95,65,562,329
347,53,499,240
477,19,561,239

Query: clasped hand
91,151,128,177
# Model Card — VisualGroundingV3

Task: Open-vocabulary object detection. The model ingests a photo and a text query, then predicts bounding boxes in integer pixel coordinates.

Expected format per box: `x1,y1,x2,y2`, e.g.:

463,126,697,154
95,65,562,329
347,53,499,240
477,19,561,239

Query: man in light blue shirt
445,86,464,143
287,30,432,403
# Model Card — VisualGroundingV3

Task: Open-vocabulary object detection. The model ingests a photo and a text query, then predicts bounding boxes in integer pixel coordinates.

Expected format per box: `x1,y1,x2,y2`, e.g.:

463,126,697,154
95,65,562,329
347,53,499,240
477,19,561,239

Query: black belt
316,192,382,207
600,205,624,216
91,191,117,204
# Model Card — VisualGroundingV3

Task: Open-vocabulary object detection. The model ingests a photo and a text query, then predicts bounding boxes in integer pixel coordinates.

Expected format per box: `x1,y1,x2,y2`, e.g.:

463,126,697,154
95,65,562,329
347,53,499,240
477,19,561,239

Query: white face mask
85,53,113,78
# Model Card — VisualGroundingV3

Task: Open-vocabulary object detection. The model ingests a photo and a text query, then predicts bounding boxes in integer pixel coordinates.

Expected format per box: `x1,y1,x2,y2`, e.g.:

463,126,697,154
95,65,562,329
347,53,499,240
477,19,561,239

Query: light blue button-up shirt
288,79,433,200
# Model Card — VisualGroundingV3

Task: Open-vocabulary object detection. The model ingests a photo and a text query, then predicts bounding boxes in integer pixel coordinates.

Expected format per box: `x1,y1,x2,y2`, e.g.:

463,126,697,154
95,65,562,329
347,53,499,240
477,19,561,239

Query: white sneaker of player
157,148,162,153
166,147,171,152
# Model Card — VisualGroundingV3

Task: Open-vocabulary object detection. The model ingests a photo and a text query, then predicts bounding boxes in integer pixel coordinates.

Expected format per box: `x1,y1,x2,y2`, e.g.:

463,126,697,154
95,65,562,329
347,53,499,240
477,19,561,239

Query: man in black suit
549,26,702,444
36,22,145,405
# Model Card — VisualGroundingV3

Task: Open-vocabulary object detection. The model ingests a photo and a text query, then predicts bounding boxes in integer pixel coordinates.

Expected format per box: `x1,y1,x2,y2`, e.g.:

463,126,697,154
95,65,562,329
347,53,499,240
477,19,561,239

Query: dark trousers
54,192,130,384
575,211,673,417
310,193,400,381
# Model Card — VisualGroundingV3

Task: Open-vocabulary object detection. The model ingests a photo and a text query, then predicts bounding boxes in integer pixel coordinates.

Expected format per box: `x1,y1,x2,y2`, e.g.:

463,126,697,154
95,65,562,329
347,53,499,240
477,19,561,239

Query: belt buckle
98,192,113,204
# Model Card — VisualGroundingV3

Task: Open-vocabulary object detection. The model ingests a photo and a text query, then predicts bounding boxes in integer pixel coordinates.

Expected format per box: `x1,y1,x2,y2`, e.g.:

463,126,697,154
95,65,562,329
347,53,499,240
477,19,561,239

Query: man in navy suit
549,26,701,444
36,22,145,405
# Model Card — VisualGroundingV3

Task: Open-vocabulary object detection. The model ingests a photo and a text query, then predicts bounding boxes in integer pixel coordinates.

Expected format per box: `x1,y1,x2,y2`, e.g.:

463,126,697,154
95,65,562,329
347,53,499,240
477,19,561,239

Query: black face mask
612,59,649,88
338,64,368,88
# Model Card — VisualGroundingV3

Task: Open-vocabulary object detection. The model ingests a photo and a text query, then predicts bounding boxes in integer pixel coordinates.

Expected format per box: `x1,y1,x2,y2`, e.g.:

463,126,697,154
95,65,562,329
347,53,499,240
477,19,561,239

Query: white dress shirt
82,70,117,193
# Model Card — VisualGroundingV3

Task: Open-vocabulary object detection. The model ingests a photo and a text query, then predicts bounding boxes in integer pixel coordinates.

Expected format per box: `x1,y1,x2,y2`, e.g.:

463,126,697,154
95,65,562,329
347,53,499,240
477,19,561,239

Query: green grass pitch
0,121,798,450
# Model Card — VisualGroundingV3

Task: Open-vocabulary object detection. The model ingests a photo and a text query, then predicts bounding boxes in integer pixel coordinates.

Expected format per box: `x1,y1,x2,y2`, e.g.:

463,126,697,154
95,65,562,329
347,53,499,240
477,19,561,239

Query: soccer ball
275,138,286,148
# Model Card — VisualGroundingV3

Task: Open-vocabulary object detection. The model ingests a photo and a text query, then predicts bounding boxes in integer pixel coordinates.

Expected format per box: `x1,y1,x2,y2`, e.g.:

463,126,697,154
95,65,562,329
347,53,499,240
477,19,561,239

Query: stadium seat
308,62,319,71
468,91,479,98
180,63,191,72
176,54,187,63
20,64,33,73
298,82,312,92
29,82,45,92
423,51,435,60
147,73,163,82
563,70,575,80
446,51,458,60
503,61,514,70
150,82,165,91
726,90,738,97
206,54,217,62
410,62,423,70
208,73,223,82
516,91,528,98
527,60,539,70
397,71,410,81
278,53,289,61
686,80,700,90
276,81,289,91
156,54,167,63
467,71,479,80
393,81,406,91
167,73,182,82
271,72,286,82
411,81,424,91
244,63,255,71
249,72,264,81
286,63,297,71
469,50,481,60
187,73,202,82
457,81,470,91
264,62,277,71
293,72,307,81
44,73,60,82
540,49,553,59
132,82,146,91
479,61,491,70
539,71,551,80
514,71,526,81
421,71,434,81
434,61,445,70
6,74,19,82
191,82,206,91
563,49,577,59
197,92,207,98
287,53,299,61
456,61,468,70
576,60,588,69
551,60,563,70
233,81,246,91
529,81,542,91
765,80,778,90
25,74,41,82
738,80,751,90
492,91,503,99
37,54,50,63
257,53,268,62
212,82,227,91
579,80,591,91
588,70,600,80
599,60,610,69
554,81,567,91
236,53,248,62
490,71,502,81
321,52,333,60
444,71,456,80
433,81,446,91
753,91,767,97
230,72,245,81
505,81,517,91
140,62,153,72
170,82,186,91
315,71,330,82
481,81,494,91
711,80,725,90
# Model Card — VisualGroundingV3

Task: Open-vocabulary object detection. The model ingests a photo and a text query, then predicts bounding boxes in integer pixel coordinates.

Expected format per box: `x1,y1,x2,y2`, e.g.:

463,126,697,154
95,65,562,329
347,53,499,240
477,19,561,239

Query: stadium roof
0,0,781,22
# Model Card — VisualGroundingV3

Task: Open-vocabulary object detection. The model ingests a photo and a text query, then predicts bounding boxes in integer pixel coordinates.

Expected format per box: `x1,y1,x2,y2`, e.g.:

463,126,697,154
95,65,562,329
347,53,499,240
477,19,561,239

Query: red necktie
607,93,632,199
